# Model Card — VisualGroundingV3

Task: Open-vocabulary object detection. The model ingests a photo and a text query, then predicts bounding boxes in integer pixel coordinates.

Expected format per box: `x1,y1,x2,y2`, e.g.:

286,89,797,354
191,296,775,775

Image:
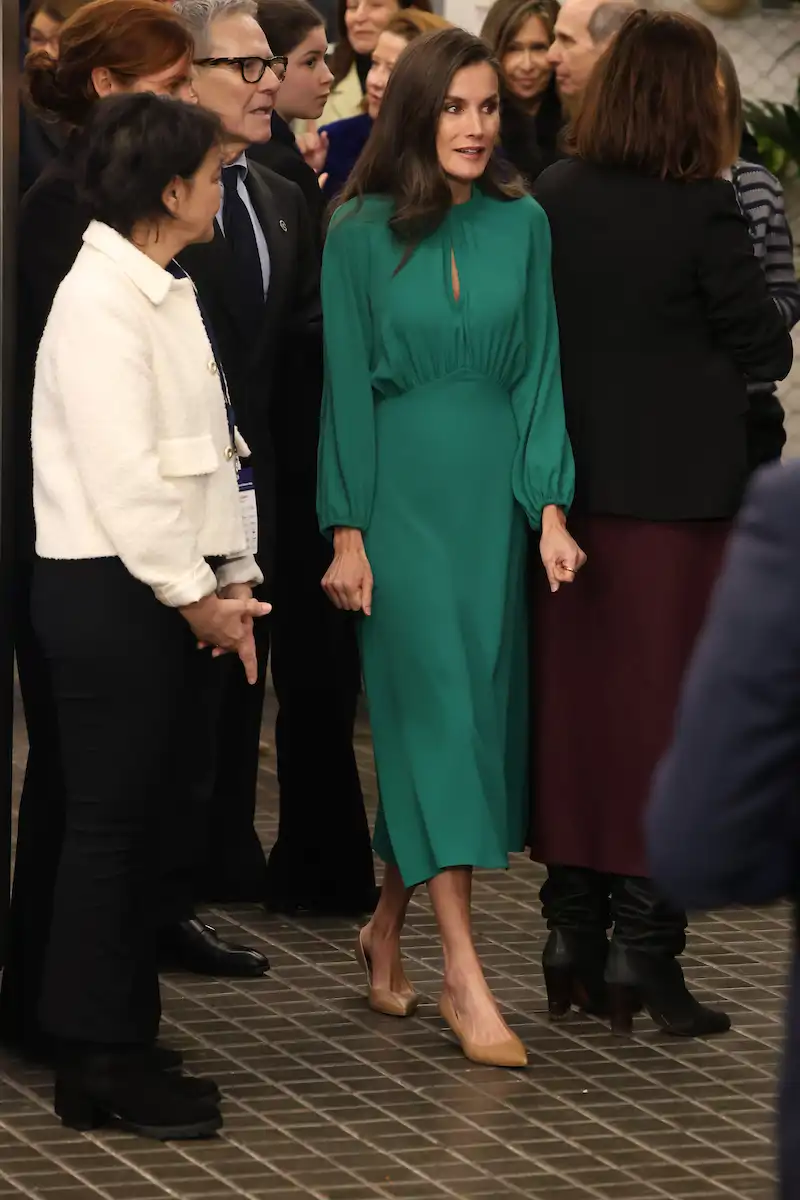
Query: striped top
730,161,800,330
728,160,800,466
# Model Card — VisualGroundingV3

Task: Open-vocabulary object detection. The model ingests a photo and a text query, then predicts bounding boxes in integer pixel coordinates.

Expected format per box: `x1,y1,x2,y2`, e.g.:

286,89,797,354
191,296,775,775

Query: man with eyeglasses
170,0,375,940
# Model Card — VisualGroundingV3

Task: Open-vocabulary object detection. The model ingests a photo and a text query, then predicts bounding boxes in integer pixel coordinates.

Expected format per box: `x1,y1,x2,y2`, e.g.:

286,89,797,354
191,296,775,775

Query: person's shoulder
532,155,582,197
329,194,392,233
322,112,372,148
487,191,549,236
733,159,785,206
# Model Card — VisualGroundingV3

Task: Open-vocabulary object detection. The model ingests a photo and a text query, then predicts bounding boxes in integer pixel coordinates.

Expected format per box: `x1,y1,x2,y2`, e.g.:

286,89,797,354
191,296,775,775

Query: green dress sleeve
510,202,575,530
316,205,376,536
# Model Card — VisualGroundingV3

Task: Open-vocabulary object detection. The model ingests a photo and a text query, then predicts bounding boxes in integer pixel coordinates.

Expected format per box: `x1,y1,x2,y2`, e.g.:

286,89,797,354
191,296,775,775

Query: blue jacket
647,461,800,1197
320,113,372,204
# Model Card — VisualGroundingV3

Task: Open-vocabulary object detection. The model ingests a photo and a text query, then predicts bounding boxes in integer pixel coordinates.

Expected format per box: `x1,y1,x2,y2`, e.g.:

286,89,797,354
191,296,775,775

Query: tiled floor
0,692,788,1200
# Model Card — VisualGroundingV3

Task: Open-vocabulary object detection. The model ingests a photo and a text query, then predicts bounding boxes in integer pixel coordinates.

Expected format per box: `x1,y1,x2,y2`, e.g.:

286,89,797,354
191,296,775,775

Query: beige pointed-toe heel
439,993,528,1068
355,930,419,1018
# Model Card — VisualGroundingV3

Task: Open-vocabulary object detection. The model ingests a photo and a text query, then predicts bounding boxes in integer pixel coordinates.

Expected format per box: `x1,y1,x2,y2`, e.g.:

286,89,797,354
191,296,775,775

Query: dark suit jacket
533,158,793,522
178,160,321,584
646,461,800,1198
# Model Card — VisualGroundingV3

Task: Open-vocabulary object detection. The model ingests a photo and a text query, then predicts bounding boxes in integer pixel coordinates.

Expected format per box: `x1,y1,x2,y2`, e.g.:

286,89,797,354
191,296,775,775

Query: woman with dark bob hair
3,0,270,1065
529,11,793,1038
29,91,268,1137
318,26,582,1069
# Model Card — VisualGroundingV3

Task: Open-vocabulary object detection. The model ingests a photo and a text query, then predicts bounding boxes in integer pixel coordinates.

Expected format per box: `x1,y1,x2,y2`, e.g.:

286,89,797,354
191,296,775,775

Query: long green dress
317,188,574,889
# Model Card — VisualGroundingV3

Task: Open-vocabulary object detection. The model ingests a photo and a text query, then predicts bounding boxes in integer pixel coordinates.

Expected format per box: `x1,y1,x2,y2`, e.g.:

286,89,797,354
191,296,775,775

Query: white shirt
32,221,263,608
217,152,271,298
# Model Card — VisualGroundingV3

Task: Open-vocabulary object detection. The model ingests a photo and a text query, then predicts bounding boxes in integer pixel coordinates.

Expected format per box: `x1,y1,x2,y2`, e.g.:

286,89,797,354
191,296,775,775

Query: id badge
238,466,258,554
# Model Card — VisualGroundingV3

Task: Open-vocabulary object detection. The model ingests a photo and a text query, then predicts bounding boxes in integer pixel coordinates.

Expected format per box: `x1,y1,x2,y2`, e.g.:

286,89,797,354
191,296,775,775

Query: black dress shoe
55,1050,221,1140
158,919,269,978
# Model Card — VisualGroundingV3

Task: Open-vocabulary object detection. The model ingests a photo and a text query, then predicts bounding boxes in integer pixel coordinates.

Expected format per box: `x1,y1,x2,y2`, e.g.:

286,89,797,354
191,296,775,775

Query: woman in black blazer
529,12,793,1038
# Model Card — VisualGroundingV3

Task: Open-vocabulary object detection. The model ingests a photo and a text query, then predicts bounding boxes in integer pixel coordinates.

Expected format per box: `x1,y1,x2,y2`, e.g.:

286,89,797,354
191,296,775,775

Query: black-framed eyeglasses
194,55,288,83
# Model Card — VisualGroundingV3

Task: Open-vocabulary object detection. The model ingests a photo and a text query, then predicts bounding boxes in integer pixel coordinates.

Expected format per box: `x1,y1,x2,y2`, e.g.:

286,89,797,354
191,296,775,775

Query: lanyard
167,260,238,463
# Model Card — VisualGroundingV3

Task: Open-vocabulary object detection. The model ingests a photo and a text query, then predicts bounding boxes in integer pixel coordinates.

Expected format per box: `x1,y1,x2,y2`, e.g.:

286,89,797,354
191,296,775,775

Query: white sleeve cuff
153,561,219,608
215,554,264,591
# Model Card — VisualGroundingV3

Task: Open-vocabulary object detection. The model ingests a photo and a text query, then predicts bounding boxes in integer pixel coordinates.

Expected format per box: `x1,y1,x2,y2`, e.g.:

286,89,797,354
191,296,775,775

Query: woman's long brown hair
334,27,524,254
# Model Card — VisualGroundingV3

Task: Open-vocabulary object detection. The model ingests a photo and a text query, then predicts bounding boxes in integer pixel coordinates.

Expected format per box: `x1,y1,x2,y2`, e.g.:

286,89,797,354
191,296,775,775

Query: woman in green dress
317,26,583,1068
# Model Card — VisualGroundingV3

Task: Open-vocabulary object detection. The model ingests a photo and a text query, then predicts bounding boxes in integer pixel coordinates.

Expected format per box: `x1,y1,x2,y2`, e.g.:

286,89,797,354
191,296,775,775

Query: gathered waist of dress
375,370,510,406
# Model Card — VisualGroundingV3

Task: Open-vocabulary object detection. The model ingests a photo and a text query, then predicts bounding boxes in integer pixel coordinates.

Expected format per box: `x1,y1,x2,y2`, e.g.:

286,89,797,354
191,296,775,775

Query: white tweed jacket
32,221,262,608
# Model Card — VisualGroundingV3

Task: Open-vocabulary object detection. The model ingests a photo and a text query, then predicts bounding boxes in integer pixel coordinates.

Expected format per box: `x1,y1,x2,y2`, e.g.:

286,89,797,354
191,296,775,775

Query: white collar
225,151,249,177
81,221,188,307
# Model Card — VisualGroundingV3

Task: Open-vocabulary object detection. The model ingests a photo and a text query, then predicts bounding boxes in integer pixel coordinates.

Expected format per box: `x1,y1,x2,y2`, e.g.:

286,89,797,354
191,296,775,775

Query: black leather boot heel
542,929,609,1020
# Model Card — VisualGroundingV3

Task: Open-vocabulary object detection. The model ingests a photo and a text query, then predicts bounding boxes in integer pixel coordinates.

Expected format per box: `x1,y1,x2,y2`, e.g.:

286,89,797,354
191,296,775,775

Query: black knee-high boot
606,875,730,1038
540,865,611,1019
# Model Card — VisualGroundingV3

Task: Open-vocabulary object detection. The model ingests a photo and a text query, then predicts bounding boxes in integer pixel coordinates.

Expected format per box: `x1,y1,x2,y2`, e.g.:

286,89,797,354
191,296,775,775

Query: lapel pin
279,219,288,232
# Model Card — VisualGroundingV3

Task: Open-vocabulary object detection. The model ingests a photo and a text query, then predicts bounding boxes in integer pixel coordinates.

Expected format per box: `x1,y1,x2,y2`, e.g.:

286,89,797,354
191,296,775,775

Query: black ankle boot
542,930,609,1019
540,865,611,1019
54,1048,222,1139
605,942,730,1038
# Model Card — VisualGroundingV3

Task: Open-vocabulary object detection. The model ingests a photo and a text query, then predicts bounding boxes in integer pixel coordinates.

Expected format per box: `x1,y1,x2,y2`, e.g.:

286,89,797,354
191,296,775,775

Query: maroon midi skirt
529,515,730,877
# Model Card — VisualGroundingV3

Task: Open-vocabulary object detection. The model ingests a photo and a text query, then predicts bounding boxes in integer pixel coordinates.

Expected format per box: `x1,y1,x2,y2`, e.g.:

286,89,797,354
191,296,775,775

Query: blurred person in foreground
31,91,267,1138
647,460,800,1200
529,10,793,1039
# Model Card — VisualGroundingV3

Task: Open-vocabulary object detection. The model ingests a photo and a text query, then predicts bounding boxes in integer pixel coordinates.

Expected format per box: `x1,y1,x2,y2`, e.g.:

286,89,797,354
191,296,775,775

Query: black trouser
31,558,199,1045
0,559,65,1047
195,469,375,908
541,866,687,959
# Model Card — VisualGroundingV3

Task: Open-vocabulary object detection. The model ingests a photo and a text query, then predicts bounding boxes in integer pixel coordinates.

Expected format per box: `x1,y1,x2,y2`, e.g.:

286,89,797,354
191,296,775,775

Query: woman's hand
539,505,587,593
296,120,329,176
180,592,271,684
322,528,373,615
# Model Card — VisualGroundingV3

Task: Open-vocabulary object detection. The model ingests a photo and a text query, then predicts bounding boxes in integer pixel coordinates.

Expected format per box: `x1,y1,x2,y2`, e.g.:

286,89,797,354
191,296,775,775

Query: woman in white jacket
30,93,269,1139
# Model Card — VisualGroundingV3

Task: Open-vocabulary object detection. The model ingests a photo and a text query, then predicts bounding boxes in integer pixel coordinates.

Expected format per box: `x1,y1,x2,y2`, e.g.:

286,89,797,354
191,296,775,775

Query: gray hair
587,1,636,44
173,0,258,54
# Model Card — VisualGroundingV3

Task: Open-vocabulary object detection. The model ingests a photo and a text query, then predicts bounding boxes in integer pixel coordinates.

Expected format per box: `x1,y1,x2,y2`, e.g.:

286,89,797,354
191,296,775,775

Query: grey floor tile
0,688,789,1200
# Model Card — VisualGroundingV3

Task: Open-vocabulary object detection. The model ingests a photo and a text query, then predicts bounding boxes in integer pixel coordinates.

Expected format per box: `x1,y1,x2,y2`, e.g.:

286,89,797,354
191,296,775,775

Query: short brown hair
25,0,193,128
717,45,743,170
572,10,724,182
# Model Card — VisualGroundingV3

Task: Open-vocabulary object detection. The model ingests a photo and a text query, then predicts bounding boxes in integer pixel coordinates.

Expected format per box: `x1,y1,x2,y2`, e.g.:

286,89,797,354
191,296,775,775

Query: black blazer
15,138,91,562
534,158,793,521
646,461,800,1198
178,161,321,579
